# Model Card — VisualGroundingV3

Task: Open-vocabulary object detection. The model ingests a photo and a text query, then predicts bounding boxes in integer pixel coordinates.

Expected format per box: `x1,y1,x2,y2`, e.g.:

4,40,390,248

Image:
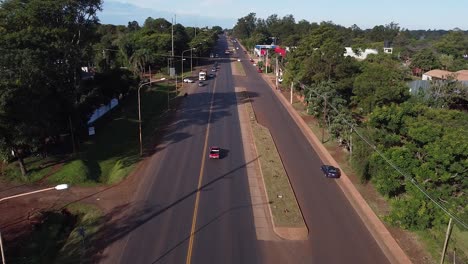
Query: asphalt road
102,35,390,264
231,37,390,263
102,37,263,264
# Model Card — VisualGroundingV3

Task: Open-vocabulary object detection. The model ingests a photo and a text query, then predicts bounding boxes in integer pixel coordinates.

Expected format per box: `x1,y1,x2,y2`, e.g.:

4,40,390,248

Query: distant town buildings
422,69,468,81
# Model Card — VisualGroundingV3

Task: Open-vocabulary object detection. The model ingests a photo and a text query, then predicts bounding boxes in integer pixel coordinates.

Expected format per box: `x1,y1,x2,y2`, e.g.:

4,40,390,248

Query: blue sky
98,0,465,30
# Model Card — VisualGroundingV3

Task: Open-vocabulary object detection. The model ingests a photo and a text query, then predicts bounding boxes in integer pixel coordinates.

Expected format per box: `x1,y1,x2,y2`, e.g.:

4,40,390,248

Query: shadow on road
63,157,261,263
141,89,259,158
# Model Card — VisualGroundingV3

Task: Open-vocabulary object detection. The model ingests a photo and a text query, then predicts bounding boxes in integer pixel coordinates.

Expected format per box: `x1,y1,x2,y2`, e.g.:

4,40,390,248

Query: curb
236,87,308,241
260,74,412,264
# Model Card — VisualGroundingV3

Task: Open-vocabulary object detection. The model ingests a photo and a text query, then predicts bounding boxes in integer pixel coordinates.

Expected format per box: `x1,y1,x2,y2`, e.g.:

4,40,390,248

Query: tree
367,103,468,229
0,0,102,176
233,13,257,39
435,31,468,58
438,53,454,70
127,21,140,31
411,48,439,72
353,54,409,113
286,23,347,84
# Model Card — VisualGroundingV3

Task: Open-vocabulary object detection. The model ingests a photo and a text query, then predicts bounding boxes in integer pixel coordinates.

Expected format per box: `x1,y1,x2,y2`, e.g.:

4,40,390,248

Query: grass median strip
233,61,246,76
239,91,305,228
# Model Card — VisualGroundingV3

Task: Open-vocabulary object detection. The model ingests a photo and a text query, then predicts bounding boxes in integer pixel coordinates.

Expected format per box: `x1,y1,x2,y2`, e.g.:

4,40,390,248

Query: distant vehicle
224,50,230,55
237,58,241,62
215,54,219,58
209,73,215,78
257,68,263,73
278,77,283,83
183,78,194,83
199,69,207,80
198,81,204,87
250,58,254,62
211,68,217,72
320,165,341,178
209,146,220,159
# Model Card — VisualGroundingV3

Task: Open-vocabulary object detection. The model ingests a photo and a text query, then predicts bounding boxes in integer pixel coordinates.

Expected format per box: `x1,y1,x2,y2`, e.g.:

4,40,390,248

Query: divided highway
101,35,391,264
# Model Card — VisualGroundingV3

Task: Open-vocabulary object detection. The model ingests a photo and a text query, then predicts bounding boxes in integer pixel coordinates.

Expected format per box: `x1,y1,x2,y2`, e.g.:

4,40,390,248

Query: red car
257,68,263,73
250,58,254,62
209,146,220,159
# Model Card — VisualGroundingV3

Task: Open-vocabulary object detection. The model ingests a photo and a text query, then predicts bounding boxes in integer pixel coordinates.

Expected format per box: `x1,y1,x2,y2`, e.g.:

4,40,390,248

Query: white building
344,47,378,60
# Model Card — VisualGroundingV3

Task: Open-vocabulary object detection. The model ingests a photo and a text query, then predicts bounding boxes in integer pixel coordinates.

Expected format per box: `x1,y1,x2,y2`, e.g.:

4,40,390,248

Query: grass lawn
417,225,468,264
233,61,246,76
5,203,102,264
55,203,102,263
241,91,305,228
4,82,174,186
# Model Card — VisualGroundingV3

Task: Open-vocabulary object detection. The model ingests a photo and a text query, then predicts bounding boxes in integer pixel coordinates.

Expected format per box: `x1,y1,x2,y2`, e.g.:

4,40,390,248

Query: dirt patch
0,105,180,261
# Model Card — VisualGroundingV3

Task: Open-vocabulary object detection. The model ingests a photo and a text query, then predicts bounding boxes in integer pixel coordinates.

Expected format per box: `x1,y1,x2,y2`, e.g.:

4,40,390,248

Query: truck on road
199,69,207,81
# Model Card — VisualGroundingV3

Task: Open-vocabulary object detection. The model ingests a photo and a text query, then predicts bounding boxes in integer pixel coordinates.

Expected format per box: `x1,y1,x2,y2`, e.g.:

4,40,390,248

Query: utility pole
440,218,453,264
275,56,279,89
290,82,294,104
69,116,76,155
171,16,174,58
149,65,152,84
322,95,327,143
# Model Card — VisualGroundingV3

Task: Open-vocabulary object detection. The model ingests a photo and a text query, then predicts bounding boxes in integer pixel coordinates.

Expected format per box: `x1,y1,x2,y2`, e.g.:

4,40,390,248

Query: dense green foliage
0,0,103,175
0,0,220,176
232,13,468,232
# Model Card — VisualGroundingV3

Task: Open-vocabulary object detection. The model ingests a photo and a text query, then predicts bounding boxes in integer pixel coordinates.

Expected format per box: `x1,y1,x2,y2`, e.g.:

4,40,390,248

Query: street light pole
0,231,5,264
191,48,194,75
0,184,69,203
138,81,151,156
0,184,68,263
181,48,194,88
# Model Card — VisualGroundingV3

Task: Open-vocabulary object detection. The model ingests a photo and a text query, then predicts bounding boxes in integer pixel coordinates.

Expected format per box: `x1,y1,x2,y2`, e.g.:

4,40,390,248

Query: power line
299,81,468,230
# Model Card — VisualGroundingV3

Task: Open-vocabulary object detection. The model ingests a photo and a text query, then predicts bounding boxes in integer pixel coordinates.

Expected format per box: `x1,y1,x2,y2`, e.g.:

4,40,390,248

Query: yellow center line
186,77,218,264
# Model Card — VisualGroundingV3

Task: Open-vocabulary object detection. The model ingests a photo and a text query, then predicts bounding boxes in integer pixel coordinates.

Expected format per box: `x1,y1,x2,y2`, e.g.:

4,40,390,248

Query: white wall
344,47,378,60
422,74,432,80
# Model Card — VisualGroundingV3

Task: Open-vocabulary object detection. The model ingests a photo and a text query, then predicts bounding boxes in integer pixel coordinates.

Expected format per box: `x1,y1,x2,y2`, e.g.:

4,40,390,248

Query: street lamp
0,184,69,263
190,48,195,75
138,81,152,156
181,48,195,88
159,78,170,111
0,184,69,202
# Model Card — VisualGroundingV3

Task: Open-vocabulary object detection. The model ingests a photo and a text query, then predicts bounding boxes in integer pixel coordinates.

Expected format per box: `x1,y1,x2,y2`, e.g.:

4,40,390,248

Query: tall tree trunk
17,156,27,176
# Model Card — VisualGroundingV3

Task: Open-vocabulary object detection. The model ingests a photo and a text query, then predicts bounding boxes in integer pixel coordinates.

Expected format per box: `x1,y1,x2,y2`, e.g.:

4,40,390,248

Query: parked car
320,165,341,178
198,81,204,87
209,73,215,78
183,78,194,83
209,146,220,159
257,68,263,73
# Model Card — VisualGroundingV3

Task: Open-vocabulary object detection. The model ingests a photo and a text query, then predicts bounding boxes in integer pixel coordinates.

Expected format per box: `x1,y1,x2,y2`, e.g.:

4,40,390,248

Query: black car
320,165,340,178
